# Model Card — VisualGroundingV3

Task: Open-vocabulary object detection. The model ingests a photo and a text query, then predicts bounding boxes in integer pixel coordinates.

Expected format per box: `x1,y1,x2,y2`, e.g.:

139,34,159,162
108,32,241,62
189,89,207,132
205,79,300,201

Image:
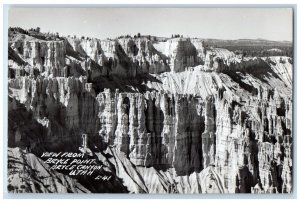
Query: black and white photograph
5,6,294,195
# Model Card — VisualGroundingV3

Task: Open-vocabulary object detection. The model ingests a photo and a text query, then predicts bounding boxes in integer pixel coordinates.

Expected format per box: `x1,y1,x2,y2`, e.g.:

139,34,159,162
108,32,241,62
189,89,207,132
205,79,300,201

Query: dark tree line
227,46,293,57
171,34,183,38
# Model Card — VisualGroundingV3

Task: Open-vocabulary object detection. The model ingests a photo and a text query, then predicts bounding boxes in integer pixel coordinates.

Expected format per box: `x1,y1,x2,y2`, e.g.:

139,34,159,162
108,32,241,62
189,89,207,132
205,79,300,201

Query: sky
8,7,293,41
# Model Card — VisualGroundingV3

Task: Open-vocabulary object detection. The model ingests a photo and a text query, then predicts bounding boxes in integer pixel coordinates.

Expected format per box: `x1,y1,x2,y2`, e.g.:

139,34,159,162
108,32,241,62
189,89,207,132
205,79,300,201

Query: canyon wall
8,29,293,194
8,74,292,193
9,34,209,82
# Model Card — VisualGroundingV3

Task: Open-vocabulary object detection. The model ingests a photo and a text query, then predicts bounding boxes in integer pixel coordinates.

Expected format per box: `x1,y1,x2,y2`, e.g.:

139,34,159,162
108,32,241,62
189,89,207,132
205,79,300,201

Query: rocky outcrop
153,38,205,72
10,39,66,68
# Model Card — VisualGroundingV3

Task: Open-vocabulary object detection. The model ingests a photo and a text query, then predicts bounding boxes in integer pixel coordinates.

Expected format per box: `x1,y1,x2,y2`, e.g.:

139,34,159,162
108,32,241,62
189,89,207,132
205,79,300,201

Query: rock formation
7,28,293,194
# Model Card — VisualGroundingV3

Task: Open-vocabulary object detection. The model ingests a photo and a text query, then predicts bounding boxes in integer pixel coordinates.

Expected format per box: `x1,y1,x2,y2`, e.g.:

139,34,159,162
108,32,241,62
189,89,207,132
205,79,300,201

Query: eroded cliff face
212,91,292,193
8,75,99,146
8,29,293,194
97,90,205,174
153,38,206,72
9,34,209,82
